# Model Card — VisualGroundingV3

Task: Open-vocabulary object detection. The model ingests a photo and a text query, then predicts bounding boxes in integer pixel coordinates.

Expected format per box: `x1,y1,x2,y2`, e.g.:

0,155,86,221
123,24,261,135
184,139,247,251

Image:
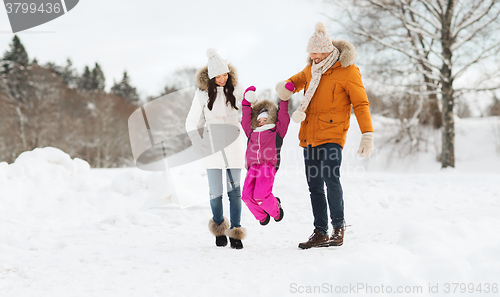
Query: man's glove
357,132,374,158
275,81,294,101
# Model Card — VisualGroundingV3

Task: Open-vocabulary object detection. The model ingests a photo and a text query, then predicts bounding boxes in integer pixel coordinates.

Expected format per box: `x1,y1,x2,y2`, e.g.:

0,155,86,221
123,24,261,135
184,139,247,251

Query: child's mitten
243,86,258,104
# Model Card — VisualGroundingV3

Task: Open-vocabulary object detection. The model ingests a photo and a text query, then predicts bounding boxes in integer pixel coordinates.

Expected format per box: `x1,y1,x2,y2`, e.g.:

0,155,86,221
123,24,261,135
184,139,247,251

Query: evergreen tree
111,71,139,102
61,58,78,88
47,58,79,88
3,35,29,66
2,35,29,73
91,63,105,91
78,66,93,91
46,61,62,76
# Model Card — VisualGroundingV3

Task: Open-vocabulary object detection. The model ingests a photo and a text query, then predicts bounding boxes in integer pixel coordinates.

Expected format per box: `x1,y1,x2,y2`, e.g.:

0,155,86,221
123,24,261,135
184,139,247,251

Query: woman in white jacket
185,49,246,249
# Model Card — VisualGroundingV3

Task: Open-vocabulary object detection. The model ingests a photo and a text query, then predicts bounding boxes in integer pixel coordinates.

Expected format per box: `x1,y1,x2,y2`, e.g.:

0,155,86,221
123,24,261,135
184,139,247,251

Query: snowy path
1,117,500,296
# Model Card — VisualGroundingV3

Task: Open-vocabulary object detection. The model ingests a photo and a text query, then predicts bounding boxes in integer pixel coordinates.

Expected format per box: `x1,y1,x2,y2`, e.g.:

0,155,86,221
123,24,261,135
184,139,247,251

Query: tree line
0,35,297,169
3,5,500,170
0,35,152,167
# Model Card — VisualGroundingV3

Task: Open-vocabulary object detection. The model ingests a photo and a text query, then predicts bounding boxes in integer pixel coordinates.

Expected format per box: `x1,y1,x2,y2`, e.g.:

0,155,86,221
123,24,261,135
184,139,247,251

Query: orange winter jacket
287,39,373,148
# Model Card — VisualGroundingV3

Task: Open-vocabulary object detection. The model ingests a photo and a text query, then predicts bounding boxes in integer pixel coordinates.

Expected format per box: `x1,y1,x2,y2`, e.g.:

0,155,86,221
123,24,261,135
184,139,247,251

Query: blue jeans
303,143,344,235
207,169,242,229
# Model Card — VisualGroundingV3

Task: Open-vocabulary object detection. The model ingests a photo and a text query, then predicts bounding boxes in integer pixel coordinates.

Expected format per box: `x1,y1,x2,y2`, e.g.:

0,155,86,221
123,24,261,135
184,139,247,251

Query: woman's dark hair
207,74,238,111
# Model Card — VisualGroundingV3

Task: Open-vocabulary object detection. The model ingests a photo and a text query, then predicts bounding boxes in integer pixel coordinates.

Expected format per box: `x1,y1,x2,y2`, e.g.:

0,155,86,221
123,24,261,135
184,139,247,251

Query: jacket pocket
316,112,344,140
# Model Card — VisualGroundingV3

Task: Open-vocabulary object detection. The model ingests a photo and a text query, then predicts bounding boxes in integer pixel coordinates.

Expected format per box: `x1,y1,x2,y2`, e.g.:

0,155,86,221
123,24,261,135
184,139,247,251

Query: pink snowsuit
241,97,290,221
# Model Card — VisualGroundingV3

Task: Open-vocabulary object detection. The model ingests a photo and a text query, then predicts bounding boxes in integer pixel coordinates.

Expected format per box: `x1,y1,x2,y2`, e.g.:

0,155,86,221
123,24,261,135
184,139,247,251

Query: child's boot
260,212,270,226
274,197,284,222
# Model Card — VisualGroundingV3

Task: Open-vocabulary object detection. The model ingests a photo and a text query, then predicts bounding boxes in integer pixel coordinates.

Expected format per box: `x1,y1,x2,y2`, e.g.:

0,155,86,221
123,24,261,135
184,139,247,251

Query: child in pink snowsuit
241,83,294,225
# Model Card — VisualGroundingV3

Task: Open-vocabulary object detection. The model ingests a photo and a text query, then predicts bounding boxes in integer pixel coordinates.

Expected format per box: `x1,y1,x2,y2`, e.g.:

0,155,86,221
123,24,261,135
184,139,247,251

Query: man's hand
276,81,294,101
357,132,374,158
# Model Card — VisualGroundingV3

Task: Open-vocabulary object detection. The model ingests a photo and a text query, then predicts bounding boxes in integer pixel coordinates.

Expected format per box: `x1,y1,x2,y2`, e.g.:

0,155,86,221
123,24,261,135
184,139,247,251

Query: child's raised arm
275,81,294,138
241,86,257,138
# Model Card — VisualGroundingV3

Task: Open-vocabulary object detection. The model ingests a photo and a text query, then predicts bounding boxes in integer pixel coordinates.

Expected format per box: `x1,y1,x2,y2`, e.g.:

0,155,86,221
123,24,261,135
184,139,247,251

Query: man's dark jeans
303,143,344,235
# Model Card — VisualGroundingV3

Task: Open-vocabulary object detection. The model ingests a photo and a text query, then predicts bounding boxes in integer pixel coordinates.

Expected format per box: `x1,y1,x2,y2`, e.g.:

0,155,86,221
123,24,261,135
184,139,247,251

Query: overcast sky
0,0,341,99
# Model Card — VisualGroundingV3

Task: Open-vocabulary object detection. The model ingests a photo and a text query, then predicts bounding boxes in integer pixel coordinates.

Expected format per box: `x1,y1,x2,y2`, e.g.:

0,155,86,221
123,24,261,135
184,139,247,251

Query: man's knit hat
206,48,230,79
306,22,334,53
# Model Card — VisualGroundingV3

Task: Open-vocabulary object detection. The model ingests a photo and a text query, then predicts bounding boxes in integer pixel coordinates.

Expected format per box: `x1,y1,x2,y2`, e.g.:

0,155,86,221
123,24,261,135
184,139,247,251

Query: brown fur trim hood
250,99,278,130
308,39,357,68
196,63,238,91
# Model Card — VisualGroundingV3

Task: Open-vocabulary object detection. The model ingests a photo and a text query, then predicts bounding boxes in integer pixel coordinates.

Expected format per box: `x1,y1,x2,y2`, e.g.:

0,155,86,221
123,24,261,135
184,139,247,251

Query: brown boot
329,225,345,246
298,228,329,249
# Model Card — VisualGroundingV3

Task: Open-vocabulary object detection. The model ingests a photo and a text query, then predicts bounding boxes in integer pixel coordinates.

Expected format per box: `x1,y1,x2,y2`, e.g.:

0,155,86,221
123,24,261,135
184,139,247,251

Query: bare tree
328,0,500,168
158,67,198,97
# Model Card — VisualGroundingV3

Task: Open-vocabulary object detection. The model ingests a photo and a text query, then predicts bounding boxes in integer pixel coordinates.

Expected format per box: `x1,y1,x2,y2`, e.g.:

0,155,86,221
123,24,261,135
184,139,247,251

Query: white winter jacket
185,64,245,169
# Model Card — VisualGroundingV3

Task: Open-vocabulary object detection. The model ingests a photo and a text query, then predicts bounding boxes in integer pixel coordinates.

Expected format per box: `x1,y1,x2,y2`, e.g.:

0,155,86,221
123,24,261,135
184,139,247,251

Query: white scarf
211,86,227,118
253,124,276,133
291,48,340,123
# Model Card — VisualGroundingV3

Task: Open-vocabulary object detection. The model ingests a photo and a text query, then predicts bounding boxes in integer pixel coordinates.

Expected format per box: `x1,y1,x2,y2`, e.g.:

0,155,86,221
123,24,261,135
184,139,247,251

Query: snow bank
0,147,173,245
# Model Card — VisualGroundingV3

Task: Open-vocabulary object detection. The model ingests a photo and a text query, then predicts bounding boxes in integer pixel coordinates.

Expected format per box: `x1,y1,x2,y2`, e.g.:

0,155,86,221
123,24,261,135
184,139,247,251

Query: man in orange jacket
276,22,375,249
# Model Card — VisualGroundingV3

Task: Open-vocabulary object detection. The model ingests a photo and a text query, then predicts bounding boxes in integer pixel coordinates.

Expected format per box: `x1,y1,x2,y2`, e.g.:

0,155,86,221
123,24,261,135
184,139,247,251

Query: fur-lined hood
308,39,357,68
250,99,278,130
195,63,238,91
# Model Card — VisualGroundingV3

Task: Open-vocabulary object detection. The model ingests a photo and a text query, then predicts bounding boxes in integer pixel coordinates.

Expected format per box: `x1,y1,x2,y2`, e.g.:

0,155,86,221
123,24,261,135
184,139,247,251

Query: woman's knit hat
206,48,230,79
306,22,334,53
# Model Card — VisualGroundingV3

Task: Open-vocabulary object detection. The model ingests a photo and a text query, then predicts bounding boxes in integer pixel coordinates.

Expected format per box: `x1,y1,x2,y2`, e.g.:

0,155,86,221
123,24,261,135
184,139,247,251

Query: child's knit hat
257,109,269,121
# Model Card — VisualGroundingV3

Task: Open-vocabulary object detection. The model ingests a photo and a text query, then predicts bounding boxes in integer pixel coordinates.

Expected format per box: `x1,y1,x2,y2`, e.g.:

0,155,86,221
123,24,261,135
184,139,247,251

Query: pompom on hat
206,48,230,79
306,22,334,53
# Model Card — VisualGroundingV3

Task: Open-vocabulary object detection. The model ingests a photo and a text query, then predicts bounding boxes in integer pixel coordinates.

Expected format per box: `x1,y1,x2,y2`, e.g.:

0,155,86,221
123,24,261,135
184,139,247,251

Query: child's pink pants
242,163,279,221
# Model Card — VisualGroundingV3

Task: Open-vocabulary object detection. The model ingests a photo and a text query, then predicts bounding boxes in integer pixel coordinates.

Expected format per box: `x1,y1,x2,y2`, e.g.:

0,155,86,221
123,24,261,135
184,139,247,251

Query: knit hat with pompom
206,48,230,79
306,22,334,53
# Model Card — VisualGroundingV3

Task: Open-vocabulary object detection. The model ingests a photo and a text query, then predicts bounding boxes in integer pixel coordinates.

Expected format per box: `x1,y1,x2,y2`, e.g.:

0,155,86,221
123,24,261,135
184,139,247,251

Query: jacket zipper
331,84,336,104
256,132,261,163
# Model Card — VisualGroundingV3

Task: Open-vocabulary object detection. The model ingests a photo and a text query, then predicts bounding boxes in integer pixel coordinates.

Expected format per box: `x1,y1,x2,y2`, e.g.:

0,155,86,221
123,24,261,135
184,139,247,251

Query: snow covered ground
1,116,499,297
